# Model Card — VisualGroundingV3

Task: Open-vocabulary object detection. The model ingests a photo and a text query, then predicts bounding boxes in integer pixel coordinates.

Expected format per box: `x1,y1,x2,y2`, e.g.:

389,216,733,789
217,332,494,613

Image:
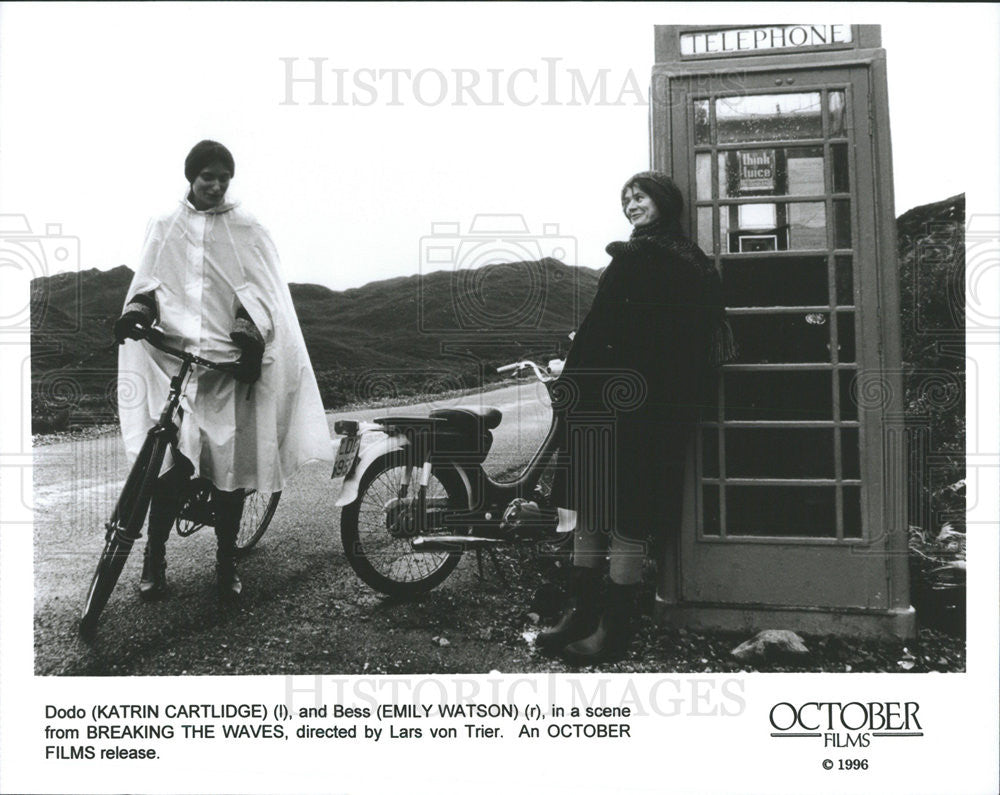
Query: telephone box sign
680,25,853,57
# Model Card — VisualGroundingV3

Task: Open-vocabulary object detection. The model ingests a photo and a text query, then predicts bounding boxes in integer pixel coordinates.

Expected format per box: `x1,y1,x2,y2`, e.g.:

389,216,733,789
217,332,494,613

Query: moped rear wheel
80,435,168,637
236,490,281,554
341,452,467,597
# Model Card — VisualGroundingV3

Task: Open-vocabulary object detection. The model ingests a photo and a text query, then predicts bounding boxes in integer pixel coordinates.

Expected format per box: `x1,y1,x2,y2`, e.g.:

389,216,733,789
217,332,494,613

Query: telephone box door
670,65,895,609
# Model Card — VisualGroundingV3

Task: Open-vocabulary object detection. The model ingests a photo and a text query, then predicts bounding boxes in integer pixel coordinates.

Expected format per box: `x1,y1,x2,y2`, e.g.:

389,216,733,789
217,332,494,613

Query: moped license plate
331,435,360,478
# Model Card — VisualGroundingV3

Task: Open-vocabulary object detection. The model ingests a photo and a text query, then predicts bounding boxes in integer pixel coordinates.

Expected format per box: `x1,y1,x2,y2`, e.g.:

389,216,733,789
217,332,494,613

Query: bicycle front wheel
236,490,281,554
79,538,134,638
80,435,168,637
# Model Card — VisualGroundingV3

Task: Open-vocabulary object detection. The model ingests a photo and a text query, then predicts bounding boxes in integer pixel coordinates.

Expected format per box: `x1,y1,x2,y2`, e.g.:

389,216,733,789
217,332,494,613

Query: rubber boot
214,488,244,599
535,567,602,653
561,582,639,665
138,484,177,602
138,543,168,601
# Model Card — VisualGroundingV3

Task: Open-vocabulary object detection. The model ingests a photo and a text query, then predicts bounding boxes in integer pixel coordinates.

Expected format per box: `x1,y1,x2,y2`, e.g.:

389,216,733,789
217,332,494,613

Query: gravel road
33,381,557,676
33,378,963,675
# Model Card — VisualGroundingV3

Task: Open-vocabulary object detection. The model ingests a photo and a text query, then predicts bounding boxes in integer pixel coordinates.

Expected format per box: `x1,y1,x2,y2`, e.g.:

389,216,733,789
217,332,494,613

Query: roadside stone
731,629,810,662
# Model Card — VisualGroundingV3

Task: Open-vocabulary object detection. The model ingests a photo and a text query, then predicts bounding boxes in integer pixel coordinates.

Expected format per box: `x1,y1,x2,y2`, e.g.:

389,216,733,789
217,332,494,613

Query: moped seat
375,416,444,426
429,406,503,430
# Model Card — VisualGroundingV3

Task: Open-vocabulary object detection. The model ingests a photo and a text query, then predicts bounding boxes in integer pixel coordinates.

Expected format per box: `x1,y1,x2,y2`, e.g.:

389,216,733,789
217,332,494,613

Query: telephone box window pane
838,311,856,362
694,99,711,144
702,485,720,535
834,199,852,248
835,255,854,305
695,153,712,201
727,428,835,478
725,370,832,421
788,202,827,249
721,146,825,198
697,206,714,253
786,146,824,194
722,255,827,306
716,92,823,143
726,486,837,537
718,153,731,198
702,428,719,477
832,143,850,193
828,91,846,137
724,201,826,252
843,486,862,537
839,371,858,421
729,313,832,363
842,428,860,480
739,203,776,229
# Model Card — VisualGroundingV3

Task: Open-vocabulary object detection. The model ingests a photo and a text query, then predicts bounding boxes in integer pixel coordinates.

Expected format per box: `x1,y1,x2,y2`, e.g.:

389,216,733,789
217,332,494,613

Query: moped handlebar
496,360,559,383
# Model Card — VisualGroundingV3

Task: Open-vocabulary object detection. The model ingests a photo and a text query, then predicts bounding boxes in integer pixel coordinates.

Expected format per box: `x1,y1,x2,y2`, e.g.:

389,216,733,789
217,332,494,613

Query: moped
332,359,573,596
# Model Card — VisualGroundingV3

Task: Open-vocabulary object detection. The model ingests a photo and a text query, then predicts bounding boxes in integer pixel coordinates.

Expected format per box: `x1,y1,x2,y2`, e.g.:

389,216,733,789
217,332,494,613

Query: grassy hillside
30,259,601,427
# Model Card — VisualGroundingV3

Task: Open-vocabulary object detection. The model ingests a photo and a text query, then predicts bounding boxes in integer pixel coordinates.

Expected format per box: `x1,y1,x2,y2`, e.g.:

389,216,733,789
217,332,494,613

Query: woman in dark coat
538,171,730,663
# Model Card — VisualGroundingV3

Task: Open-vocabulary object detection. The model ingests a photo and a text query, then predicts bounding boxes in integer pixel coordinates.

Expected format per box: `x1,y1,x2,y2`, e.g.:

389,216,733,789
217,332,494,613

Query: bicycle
79,325,280,637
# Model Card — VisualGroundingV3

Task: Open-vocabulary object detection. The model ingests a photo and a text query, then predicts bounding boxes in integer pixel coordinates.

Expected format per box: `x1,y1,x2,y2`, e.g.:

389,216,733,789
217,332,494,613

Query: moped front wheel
341,452,467,597
80,435,168,637
236,490,281,554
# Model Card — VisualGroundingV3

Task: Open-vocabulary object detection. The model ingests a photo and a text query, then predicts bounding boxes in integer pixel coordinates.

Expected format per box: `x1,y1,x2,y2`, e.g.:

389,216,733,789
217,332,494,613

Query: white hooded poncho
119,198,333,493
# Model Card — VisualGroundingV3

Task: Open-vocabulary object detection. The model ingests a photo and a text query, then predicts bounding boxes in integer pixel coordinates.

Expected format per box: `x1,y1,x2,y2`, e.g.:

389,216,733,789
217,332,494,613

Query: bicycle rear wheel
236,490,281,554
80,435,168,637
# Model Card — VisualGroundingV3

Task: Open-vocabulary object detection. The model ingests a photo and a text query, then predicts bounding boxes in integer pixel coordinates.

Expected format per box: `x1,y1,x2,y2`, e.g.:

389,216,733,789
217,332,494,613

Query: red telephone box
652,25,914,637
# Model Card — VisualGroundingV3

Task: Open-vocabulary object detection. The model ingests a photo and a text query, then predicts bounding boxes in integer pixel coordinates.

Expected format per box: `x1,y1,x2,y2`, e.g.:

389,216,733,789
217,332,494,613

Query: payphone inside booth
652,25,914,637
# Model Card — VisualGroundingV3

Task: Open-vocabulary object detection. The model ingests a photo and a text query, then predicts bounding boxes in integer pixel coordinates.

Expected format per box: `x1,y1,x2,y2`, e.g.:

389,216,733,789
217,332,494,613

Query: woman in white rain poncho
116,140,333,599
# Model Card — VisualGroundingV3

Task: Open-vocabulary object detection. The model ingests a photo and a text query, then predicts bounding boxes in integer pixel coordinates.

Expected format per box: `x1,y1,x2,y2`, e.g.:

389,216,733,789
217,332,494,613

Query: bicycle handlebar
133,325,237,374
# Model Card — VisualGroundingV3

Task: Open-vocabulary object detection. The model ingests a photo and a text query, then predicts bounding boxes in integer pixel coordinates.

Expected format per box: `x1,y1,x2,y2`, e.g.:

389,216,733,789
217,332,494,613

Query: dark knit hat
621,171,683,222
184,140,235,183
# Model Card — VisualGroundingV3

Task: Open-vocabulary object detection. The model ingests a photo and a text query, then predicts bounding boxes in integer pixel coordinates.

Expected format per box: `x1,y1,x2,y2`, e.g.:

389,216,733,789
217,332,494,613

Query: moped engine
500,498,556,537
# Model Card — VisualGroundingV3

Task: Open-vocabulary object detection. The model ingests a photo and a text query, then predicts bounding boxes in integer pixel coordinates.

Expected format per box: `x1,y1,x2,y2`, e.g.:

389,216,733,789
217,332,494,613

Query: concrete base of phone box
653,596,917,640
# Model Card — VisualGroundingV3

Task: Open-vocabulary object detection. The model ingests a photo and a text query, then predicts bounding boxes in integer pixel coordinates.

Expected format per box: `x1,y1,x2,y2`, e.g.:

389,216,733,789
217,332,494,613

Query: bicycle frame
106,328,234,545
80,324,245,636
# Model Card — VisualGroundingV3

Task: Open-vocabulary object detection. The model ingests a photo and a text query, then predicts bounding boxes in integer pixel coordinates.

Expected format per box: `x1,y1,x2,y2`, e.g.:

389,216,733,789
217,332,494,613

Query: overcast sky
1,3,998,294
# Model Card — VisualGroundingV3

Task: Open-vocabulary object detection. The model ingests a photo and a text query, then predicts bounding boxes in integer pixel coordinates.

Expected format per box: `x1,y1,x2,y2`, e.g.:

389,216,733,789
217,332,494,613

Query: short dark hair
621,171,683,223
184,140,235,183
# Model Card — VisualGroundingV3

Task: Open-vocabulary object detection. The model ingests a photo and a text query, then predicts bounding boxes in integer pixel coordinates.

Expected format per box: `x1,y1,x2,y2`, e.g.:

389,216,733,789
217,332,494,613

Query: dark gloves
231,336,263,384
230,313,265,385
113,293,157,344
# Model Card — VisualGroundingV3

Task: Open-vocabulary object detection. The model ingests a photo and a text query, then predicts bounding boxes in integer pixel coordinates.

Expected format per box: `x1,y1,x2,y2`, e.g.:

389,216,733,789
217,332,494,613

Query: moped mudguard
334,434,409,507
334,433,475,509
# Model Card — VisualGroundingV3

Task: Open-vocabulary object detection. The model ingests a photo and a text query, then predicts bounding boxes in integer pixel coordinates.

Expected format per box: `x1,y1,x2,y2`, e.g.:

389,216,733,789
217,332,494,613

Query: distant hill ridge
30,258,601,428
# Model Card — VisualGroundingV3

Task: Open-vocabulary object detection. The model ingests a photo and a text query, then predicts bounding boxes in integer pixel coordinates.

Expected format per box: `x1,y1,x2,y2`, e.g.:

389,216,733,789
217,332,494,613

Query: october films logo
769,700,924,748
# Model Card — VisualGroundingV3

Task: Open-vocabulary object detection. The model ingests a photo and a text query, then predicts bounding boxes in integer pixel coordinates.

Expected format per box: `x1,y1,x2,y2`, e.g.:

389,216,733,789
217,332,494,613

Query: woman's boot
214,488,244,599
138,485,177,601
561,582,639,664
535,567,602,652
138,542,168,601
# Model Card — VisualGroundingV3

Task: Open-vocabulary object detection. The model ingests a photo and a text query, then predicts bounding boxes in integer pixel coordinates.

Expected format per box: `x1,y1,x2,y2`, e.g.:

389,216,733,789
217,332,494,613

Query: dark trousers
146,459,245,559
